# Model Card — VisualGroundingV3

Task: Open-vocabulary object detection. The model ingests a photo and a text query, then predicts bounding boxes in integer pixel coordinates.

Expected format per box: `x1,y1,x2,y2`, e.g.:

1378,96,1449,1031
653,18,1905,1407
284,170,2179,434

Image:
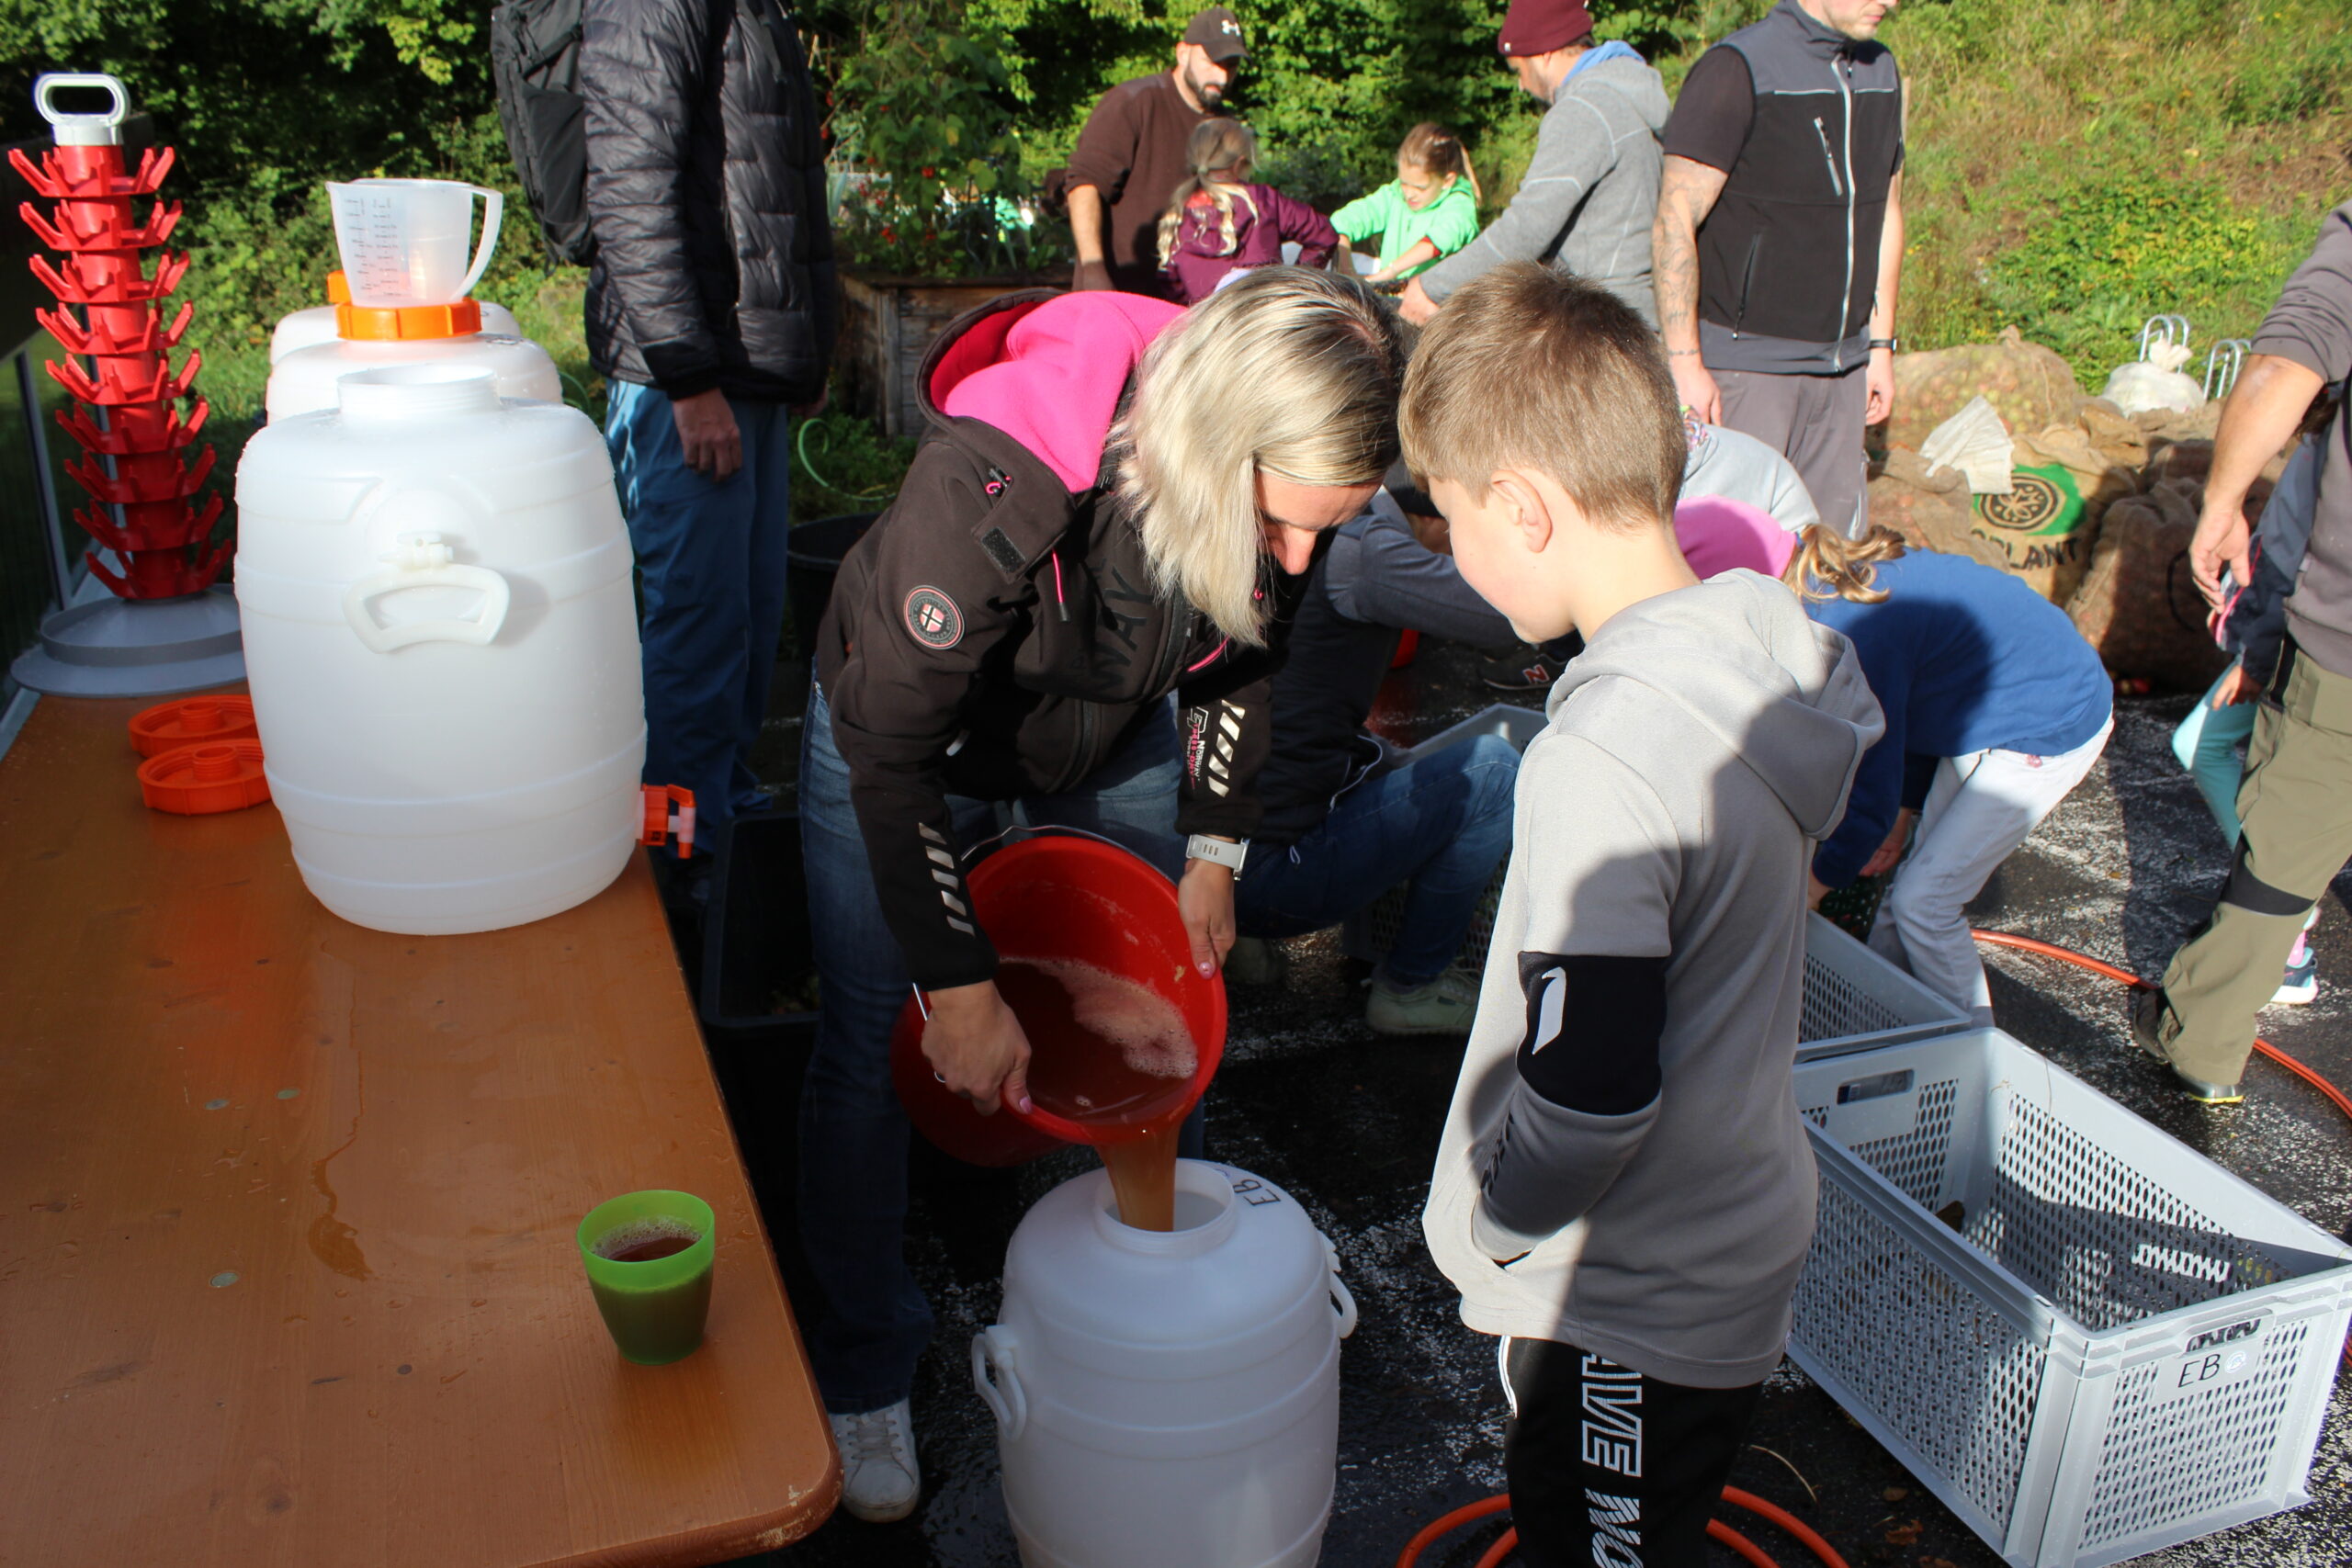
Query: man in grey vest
1653,0,1904,539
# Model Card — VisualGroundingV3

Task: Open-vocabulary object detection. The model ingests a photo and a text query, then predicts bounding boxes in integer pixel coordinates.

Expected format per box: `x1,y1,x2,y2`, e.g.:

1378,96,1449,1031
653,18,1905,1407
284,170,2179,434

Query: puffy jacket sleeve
827,445,1035,991
582,0,724,399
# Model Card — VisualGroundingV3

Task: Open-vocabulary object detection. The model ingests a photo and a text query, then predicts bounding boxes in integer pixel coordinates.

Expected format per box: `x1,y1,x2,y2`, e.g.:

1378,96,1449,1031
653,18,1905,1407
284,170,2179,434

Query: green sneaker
1365,971,1480,1037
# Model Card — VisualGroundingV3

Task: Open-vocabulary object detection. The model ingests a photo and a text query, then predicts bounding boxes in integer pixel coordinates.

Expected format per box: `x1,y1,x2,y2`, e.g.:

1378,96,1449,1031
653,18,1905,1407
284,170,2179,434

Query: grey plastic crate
1796,912,1971,1060
1792,1030,2352,1568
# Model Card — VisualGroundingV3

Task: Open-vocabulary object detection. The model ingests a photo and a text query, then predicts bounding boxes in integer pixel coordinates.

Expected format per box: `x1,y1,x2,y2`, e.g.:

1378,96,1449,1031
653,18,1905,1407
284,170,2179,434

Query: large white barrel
268,300,524,365
233,364,645,934
266,330,560,420
977,1160,1355,1568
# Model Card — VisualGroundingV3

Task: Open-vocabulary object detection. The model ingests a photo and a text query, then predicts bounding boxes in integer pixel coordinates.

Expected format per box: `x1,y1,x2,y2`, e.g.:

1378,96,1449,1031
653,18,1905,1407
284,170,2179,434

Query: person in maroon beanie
1065,6,1250,297
1399,0,1667,328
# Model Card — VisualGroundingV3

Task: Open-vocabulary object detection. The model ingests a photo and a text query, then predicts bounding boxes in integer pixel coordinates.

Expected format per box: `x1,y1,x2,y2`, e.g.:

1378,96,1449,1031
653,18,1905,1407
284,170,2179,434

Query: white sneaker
830,1400,921,1523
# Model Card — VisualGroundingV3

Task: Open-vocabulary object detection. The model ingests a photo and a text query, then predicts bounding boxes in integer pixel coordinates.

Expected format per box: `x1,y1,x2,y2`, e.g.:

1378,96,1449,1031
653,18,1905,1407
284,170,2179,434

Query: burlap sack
1867,449,2011,570
2068,478,2225,692
2077,399,2151,472
1888,327,2086,451
1962,423,2138,605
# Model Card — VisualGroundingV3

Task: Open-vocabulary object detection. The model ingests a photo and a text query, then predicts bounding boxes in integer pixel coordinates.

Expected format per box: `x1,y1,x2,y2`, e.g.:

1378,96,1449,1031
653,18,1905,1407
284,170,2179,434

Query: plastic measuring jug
327,178,503,308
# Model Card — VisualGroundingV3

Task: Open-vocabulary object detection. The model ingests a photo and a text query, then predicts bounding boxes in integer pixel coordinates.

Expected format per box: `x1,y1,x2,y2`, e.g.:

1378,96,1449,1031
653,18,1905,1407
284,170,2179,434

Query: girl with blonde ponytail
1158,118,1340,304
1794,528,2115,1026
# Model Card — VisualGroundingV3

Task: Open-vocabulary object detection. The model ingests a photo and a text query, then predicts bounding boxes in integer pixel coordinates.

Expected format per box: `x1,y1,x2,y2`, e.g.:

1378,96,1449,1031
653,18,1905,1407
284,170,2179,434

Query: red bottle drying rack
7,73,243,697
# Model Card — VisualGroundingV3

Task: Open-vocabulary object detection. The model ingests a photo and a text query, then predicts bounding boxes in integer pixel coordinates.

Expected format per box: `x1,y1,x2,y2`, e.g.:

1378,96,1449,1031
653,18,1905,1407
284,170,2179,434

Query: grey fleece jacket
1422,571,1883,1387
1418,52,1670,324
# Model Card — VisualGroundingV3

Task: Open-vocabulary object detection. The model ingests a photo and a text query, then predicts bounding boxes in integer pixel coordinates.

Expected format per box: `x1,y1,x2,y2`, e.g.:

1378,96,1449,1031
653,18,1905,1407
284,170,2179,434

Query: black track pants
1500,1337,1763,1568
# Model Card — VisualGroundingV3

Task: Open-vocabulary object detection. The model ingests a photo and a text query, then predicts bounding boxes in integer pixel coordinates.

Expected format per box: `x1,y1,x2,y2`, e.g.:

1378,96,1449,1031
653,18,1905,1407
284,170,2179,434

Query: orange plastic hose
1710,1518,1782,1568
1473,1527,1519,1568
1724,1486,1853,1568
1971,929,2352,1124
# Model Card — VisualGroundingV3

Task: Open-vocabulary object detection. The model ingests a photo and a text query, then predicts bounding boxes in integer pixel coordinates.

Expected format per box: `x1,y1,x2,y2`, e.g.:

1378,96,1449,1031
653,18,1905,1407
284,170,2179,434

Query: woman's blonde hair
1113,267,1406,646
1782,524,1908,604
1157,118,1261,269
1398,121,1480,204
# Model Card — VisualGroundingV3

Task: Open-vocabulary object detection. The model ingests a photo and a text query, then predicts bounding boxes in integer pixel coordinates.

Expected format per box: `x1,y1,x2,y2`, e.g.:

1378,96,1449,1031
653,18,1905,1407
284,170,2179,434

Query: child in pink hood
1157,118,1338,304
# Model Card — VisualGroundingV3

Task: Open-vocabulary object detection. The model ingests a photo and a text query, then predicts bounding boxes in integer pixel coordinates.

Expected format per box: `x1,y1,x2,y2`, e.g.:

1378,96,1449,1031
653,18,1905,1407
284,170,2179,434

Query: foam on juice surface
1011,957,1195,1081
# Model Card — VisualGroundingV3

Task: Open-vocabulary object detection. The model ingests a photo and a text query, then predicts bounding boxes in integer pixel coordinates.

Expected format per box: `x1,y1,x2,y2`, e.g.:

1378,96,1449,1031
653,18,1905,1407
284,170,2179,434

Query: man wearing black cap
1399,0,1668,328
1065,7,1248,296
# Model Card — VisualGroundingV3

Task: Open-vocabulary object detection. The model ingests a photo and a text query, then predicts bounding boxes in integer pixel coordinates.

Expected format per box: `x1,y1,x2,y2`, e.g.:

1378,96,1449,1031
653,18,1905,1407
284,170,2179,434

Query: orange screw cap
335,298,484,342
129,694,257,757
139,741,270,814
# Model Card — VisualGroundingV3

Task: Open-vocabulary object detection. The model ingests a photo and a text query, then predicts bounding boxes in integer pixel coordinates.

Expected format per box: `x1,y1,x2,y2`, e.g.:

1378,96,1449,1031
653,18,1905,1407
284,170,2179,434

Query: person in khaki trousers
2135,200,2352,1104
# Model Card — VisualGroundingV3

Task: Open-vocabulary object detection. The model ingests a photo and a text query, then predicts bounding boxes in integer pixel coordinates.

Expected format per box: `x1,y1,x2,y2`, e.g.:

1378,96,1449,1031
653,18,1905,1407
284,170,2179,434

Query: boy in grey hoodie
1402,0,1669,327
1400,263,1883,1566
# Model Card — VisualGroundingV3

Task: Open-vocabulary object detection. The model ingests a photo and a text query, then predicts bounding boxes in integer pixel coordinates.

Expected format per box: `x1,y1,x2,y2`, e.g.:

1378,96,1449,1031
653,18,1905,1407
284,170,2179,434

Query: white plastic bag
2100,340,2205,418
1918,395,2016,494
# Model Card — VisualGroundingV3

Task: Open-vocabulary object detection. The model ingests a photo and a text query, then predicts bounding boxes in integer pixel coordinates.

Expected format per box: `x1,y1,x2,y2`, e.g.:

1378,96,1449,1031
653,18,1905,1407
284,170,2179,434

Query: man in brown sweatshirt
1065,7,1249,296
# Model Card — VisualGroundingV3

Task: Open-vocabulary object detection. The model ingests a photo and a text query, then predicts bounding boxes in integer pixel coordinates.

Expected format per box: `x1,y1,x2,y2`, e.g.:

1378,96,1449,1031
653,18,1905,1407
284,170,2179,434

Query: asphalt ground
706,635,2352,1568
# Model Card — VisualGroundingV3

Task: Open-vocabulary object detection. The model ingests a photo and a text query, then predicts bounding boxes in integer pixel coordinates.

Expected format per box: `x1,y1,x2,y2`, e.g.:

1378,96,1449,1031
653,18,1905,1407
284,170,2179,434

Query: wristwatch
1185,834,1249,873
1869,336,1901,354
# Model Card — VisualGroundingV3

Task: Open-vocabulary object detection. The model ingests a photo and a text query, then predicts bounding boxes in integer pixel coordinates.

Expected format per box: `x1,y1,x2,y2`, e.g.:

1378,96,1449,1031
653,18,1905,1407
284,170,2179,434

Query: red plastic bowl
889,835,1227,1166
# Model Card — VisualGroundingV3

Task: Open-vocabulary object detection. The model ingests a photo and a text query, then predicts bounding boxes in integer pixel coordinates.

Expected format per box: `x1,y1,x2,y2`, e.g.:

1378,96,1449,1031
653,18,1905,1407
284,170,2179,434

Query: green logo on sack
1973,465,2084,537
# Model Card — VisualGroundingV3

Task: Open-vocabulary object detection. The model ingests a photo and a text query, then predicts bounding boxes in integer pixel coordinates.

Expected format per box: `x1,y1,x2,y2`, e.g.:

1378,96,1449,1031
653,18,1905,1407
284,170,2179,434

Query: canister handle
342,531,510,653
1322,1234,1359,1339
35,74,130,146
971,1325,1029,1440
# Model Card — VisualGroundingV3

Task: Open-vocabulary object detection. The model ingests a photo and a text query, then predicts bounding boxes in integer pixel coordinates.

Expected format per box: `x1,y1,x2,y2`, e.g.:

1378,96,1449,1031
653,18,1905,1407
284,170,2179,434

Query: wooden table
0,695,838,1567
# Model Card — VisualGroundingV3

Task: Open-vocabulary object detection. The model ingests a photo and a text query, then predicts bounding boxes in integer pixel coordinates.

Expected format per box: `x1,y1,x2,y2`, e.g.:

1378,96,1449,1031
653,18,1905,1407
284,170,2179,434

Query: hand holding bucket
890,834,1226,1167
327,178,503,308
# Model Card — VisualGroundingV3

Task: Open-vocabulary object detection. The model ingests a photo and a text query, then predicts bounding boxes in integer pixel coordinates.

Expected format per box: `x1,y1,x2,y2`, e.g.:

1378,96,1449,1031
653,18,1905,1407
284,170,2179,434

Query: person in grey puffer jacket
582,0,836,849
1400,0,1668,327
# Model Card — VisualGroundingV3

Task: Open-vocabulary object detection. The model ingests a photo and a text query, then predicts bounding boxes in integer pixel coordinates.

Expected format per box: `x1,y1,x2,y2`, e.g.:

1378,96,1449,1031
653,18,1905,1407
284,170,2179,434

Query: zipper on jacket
1812,118,1844,197
1833,54,1859,372
1733,235,1762,338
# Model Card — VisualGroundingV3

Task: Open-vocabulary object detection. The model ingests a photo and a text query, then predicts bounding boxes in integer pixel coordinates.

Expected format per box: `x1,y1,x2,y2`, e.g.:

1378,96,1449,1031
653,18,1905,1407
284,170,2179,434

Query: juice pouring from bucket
891,834,1227,1230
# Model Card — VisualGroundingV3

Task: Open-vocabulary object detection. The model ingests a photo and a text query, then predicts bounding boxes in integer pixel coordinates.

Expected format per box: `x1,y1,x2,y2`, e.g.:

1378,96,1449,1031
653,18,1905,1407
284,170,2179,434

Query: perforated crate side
1796,914,1970,1060
1789,1138,2057,1557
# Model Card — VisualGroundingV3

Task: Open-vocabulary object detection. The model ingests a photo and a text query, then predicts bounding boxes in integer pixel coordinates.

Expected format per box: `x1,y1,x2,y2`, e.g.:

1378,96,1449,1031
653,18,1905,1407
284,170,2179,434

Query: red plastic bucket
889,834,1227,1167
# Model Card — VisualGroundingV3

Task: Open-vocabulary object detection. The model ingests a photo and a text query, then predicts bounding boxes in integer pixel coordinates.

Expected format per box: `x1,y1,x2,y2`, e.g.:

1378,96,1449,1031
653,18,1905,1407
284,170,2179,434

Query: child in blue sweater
1792,527,2114,1023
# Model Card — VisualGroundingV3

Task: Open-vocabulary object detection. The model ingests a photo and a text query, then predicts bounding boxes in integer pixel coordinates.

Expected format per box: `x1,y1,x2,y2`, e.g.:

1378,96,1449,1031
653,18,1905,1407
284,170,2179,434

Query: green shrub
790,410,918,523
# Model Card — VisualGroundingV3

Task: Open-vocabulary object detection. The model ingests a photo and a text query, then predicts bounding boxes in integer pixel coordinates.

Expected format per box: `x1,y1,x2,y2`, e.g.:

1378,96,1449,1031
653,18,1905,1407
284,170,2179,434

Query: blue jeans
604,380,793,829
797,684,1185,1412
1237,734,1520,986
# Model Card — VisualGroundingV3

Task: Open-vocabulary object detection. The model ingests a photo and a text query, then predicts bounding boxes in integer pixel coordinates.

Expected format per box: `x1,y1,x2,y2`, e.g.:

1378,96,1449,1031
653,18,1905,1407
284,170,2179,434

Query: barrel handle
35,74,129,141
1322,1235,1359,1340
342,531,511,653
971,1325,1029,1439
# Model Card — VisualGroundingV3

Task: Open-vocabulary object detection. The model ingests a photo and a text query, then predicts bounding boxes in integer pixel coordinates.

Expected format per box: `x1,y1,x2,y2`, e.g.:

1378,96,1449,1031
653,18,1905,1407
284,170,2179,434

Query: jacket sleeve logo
904,586,965,649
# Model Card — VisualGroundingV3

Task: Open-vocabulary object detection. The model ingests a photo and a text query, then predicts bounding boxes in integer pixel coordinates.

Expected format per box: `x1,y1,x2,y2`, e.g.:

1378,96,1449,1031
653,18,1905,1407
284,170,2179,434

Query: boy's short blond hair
1399,262,1684,534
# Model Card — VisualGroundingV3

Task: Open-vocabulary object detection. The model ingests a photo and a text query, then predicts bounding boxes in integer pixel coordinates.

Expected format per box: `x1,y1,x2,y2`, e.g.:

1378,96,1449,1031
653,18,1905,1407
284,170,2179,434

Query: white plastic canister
266,329,560,421
269,299,523,365
976,1160,1357,1568
233,365,645,934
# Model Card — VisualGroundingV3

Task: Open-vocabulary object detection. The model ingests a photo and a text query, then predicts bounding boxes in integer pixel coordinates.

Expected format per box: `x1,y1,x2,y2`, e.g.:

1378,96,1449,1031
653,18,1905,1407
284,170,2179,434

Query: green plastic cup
577,1190,716,1366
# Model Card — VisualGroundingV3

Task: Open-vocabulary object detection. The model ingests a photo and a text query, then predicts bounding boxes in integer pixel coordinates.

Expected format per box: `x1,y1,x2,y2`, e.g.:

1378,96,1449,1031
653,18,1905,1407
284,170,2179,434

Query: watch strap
1185,833,1248,873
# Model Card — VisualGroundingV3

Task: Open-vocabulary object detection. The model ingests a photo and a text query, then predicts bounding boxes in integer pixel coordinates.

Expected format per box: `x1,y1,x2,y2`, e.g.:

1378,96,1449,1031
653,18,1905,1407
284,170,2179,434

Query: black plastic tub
786,512,881,663
698,809,819,1045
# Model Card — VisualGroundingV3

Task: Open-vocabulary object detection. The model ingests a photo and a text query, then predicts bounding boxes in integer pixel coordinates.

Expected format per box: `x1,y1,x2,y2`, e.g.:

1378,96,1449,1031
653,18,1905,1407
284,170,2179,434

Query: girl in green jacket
1331,123,1483,284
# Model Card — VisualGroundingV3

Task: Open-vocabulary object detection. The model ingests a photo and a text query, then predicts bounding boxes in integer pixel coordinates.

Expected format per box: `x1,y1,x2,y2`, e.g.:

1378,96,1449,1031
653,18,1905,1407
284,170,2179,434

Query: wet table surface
0,694,837,1568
